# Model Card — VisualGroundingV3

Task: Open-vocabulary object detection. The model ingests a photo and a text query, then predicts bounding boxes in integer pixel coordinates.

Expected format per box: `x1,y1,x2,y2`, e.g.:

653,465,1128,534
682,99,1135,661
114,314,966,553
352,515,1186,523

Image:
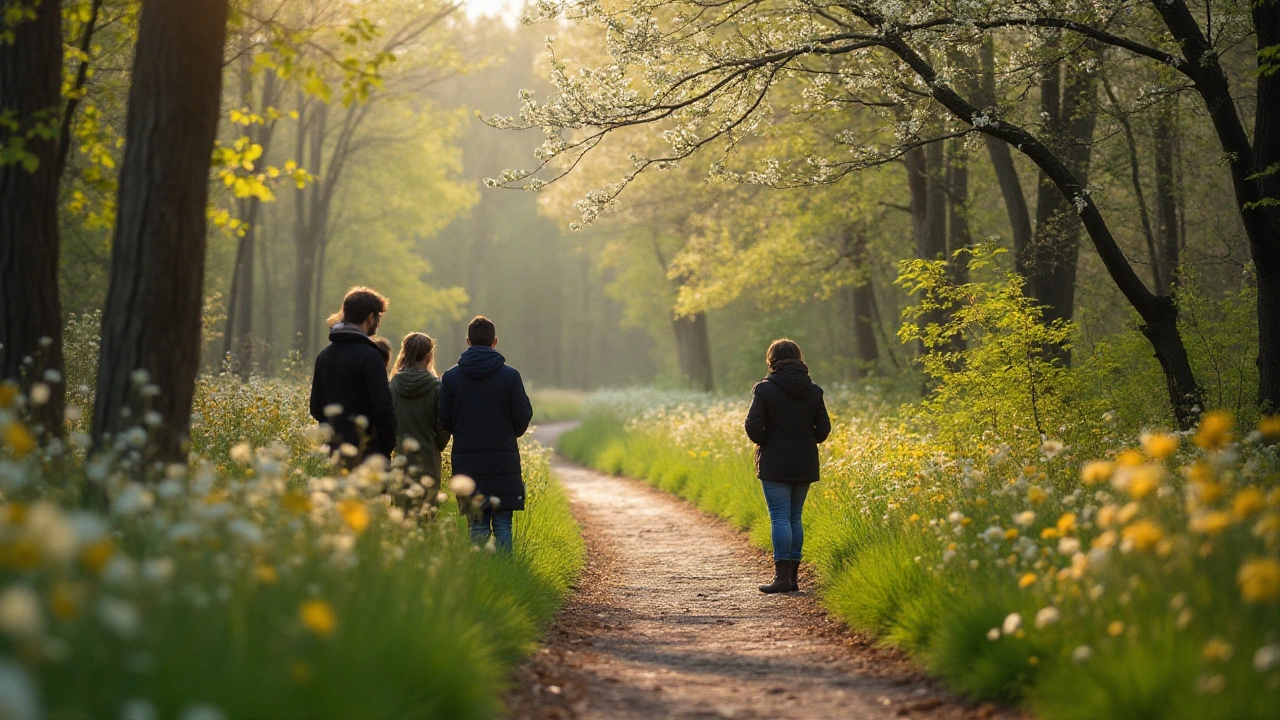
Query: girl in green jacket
390,333,450,489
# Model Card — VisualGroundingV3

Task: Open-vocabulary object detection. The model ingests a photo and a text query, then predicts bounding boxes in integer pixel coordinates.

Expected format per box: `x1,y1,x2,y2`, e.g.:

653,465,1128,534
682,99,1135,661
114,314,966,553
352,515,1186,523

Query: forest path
504,422,1016,720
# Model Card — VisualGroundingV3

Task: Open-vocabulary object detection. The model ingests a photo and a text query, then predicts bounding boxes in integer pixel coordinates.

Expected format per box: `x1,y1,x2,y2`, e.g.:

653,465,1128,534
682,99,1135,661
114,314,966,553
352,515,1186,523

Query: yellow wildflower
1254,513,1280,541
80,538,115,574
1092,530,1118,550
0,383,17,408
1117,449,1145,467
337,498,369,535
280,492,312,515
1056,513,1078,536
1117,502,1141,524
1107,621,1125,637
1040,527,1060,540
1202,637,1233,663
1233,488,1266,520
1141,432,1179,461
1194,411,1234,450
1005,528,1019,541
1018,573,1037,589
908,514,920,523
254,565,279,584
1258,415,1280,443
1097,505,1118,529
2,423,36,459
1122,520,1164,552
1238,558,1280,603
1191,511,1233,536
1028,486,1047,505
1080,461,1114,485
300,600,337,637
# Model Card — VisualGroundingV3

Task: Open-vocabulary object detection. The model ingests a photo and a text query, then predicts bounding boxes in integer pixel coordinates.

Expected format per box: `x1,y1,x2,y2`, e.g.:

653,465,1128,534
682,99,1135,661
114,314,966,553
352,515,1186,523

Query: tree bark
946,139,972,354
673,312,713,391
92,0,230,458
0,0,64,438
977,37,1033,275
1152,100,1181,293
847,229,879,377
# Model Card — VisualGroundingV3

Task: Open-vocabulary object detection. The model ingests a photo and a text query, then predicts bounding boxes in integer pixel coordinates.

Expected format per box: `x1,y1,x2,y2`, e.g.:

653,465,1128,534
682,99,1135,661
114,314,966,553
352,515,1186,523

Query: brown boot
759,561,792,594
788,560,800,592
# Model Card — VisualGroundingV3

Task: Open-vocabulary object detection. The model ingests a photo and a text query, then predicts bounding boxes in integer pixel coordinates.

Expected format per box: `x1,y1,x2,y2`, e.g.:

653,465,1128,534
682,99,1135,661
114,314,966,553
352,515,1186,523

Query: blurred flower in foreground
1238,558,1280,603
300,600,336,637
1194,411,1234,450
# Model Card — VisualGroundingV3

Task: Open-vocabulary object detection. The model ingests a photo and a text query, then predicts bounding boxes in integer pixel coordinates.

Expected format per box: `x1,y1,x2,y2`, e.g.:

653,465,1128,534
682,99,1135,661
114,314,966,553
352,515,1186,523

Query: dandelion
1002,613,1022,634
1028,486,1047,504
1107,620,1125,637
1121,520,1163,552
1259,416,1280,443
1202,637,1233,662
0,587,42,641
1238,558,1280,603
300,600,337,637
229,442,252,466
449,474,476,496
1034,606,1060,628
1056,513,1078,535
1190,511,1233,535
1080,461,1113,485
337,498,369,534
1140,432,1179,460
1116,464,1162,500
1018,573,1037,589
1194,411,1234,450
1254,644,1280,672
1232,488,1266,520
2,424,36,459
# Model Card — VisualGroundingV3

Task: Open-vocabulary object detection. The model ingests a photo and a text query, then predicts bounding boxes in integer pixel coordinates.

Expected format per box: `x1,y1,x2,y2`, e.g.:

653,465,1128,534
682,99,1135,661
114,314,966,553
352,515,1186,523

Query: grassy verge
0,377,583,719
560,389,1280,719
528,388,587,423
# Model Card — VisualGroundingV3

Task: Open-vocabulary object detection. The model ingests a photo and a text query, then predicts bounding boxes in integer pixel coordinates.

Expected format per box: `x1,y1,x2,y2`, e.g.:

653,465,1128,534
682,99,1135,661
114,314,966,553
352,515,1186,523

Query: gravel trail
505,422,1018,720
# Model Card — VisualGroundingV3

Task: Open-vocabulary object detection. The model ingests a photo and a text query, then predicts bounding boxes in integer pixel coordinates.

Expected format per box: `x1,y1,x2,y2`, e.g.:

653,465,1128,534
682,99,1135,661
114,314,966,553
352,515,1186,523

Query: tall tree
0,0,64,437
93,0,230,459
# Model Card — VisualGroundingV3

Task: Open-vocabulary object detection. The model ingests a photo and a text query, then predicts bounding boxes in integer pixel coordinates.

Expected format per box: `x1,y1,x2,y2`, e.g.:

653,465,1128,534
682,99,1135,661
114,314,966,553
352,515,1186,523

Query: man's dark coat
309,323,397,459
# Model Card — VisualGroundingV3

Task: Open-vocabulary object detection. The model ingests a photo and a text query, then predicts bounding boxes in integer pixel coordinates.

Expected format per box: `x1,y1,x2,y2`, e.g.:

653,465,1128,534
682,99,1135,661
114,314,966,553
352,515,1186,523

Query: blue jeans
761,480,809,561
469,507,514,553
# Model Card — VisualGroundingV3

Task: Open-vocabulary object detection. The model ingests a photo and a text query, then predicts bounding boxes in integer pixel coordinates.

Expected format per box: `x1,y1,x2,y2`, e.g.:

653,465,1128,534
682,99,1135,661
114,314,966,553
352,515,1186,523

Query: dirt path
506,423,1016,720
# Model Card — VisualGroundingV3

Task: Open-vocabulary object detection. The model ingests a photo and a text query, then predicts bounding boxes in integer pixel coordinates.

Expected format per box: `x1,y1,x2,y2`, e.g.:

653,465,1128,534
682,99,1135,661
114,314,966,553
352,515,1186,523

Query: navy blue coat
439,346,533,510
309,324,397,459
744,364,831,483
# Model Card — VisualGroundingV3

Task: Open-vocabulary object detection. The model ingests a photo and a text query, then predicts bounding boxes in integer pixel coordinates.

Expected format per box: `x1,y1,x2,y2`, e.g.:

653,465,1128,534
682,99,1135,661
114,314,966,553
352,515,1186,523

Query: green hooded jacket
389,370,450,482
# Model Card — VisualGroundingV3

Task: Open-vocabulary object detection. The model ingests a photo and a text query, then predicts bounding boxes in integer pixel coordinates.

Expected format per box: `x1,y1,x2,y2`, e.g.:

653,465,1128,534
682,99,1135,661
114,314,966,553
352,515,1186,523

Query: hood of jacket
457,345,507,379
390,369,440,398
765,359,813,399
328,322,376,348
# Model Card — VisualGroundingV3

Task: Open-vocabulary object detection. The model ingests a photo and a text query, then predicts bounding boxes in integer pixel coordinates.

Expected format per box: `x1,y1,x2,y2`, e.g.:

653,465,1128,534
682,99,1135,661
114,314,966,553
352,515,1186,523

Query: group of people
306,288,833,592
308,287,533,552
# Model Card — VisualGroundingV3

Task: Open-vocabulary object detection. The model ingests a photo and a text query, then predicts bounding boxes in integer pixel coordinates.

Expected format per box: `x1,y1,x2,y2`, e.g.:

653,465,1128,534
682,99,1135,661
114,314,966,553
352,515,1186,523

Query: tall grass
561,388,1280,719
0,374,583,719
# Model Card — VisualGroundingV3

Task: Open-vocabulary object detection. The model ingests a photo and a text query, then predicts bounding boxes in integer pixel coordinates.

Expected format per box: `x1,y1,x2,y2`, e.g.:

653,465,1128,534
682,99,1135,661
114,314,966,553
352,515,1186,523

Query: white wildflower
97,597,140,638
1072,645,1094,663
402,437,421,453
112,484,154,517
986,627,1000,641
449,474,476,496
228,442,252,466
1057,537,1081,555
1254,645,1280,673
1034,606,1060,628
1002,613,1022,635
28,384,49,406
0,587,43,641
1013,511,1036,527
141,557,175,584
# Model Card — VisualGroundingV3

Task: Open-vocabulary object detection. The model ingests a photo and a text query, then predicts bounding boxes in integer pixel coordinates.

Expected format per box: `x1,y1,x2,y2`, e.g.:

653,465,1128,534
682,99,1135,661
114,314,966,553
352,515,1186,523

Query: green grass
0,378,583,720
528,387,588,423
558,391,1280,719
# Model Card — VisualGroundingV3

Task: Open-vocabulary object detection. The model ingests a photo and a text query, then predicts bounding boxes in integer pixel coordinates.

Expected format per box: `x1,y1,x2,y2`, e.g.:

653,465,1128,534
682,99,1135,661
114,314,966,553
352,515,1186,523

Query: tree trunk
673,312,713,391
1152,100,1181,293
977,37,1033,274
946,139,972,354
1251,0,1280,412
0,0,64,438
92,0,229,459
848,229,879,377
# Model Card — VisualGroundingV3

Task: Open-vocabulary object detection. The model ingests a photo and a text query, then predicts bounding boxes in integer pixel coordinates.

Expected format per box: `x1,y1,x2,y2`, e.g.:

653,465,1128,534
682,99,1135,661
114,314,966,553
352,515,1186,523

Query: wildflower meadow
561,385,1280,718
0,325,582,719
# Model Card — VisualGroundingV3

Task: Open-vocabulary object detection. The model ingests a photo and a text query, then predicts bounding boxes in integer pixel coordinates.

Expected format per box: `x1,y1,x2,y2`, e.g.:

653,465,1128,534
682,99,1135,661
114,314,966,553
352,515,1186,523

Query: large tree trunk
673,313,713,391
946,139,972,354
0,0,64,438
92,0,229,459
1250,0,1280,412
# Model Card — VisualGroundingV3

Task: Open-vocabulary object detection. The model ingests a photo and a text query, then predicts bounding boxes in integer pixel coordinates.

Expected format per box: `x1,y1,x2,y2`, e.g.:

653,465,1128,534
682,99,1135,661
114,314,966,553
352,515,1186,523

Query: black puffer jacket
743,361,832,483
439,346,534,510
309,323,397,459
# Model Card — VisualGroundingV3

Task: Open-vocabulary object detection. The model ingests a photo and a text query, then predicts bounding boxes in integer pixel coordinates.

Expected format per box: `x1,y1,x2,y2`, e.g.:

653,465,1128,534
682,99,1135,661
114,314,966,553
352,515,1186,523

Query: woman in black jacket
744,339,832,593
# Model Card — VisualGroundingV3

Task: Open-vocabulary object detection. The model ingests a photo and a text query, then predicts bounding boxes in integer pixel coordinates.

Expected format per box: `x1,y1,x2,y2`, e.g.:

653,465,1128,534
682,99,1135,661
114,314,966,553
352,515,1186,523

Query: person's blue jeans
469,507,514,553
761,480,809,561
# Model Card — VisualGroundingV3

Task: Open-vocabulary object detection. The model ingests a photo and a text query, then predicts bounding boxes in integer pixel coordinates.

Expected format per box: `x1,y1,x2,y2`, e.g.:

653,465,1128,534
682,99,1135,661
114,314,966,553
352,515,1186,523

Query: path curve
507,422,1016,720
